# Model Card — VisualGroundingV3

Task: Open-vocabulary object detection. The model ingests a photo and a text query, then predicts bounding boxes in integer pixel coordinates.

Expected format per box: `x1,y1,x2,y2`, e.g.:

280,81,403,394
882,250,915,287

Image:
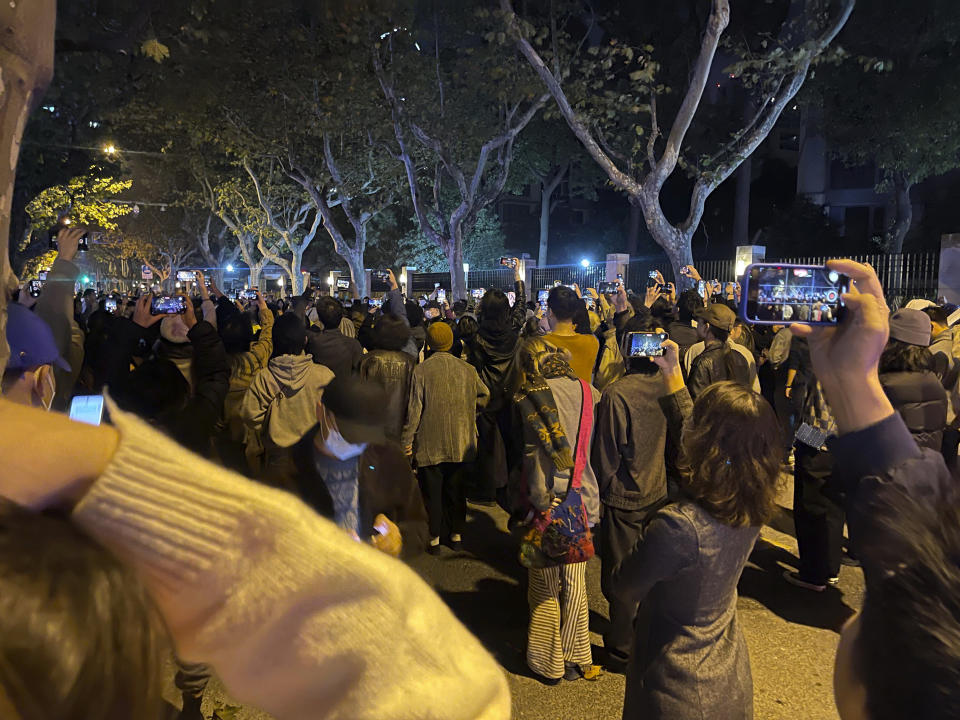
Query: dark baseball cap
694,302,736,332
5,303,70,373
321,374,388,445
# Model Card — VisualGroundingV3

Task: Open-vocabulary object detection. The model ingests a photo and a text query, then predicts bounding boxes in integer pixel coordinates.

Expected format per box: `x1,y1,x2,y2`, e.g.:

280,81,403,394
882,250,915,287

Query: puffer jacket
879,370,948,451
359,349,416,443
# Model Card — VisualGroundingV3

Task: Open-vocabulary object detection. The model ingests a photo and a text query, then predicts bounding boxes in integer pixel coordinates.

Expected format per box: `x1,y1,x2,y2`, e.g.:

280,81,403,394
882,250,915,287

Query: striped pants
527,561,592,679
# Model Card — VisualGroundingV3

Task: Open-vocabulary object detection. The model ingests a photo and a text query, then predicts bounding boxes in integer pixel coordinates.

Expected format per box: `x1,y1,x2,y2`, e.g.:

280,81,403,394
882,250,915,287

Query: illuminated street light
226,264,234,272
580,258,590,268
277,278,284,286
104,144,118,156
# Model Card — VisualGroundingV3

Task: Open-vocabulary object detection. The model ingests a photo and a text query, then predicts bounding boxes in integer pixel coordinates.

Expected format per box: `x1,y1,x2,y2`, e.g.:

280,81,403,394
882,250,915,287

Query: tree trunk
448,231,467,301
886,173,913,254
732,156,752,248
343,246,368,298
291,251,303,294
627,201,642,256
0,1,56,370
538,183,552,267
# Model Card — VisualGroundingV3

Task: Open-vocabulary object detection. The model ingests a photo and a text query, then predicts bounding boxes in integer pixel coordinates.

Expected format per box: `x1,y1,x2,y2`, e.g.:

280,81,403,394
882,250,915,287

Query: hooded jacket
240,353,334,449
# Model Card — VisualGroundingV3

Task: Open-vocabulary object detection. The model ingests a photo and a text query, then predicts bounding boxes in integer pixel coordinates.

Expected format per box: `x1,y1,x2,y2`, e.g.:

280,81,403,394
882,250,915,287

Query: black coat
359,350,415,443
879,370,948,451
292,427,429,559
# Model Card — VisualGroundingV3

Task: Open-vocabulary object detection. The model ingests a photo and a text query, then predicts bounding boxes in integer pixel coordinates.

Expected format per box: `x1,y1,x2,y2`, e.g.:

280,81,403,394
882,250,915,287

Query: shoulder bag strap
569,379,593,490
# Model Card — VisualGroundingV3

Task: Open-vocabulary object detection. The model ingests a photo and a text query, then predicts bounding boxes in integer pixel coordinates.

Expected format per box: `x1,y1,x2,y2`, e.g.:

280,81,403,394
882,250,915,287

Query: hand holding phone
742,264,849,326
624,331,669,358
150,295,188,315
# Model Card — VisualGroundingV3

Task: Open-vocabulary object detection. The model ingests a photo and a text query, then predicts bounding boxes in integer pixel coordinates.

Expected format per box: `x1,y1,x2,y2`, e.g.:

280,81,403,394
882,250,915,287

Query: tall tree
0,0,56,368
372,5,549,299
502,0,854,281
244,159,321,295
809,0,960,252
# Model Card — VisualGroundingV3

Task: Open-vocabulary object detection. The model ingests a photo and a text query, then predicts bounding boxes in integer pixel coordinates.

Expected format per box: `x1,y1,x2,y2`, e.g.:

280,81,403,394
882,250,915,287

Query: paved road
171,477,863,720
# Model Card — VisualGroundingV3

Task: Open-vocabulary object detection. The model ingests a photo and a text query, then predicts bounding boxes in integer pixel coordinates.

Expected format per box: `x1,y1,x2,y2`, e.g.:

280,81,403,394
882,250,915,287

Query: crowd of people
2,227,959,720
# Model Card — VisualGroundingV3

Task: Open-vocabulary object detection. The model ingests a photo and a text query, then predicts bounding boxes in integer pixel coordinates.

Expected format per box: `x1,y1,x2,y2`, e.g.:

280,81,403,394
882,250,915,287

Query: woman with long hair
514,338,602,683
613,339,782,719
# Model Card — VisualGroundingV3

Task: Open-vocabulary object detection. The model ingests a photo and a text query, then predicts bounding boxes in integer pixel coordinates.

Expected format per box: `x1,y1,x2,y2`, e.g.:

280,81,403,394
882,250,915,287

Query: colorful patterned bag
519,380,595,569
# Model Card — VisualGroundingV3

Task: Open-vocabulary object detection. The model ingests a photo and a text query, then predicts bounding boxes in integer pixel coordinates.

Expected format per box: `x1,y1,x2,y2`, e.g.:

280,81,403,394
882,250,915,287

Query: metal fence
408,251,941,302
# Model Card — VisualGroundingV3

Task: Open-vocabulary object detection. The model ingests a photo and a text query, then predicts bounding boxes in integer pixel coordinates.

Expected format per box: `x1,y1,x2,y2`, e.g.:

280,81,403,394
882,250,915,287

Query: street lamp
226,264,234,273
104,144,118,156
580,258,590,268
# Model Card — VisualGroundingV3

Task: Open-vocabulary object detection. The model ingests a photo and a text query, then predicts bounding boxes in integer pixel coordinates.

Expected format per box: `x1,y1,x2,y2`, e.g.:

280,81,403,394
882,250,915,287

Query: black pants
418,462,467,539
598,505,650,663
793,443,845,584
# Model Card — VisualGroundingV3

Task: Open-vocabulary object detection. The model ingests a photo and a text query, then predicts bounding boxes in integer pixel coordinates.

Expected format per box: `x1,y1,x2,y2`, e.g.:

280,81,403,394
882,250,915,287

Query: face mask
323,426,367,461
38,368,56,412
318,408,366,460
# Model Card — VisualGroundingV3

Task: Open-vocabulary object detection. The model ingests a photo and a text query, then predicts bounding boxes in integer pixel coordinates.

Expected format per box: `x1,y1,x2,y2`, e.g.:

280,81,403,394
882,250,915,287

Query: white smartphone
69,395,105,426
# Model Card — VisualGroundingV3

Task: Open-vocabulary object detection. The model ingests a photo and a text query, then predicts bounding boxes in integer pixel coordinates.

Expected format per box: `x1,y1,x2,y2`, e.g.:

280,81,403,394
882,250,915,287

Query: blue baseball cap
5,303,71,372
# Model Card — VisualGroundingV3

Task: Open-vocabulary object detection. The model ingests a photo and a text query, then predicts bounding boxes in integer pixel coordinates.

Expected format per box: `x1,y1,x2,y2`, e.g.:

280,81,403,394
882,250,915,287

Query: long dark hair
478,288,511,335
681,381,782,527
879,339,934,373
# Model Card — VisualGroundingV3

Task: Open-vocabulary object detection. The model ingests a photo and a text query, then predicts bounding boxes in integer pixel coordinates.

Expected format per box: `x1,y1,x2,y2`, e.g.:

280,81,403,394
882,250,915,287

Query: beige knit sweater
73,405,511,720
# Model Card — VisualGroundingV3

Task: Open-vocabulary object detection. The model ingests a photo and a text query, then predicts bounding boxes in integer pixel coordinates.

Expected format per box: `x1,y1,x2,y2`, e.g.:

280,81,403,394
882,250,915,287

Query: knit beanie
889,308,932,347
426,321,454,352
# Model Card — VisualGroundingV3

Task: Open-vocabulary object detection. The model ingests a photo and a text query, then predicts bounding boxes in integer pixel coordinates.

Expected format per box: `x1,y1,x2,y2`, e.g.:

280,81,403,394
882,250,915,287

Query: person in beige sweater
0,394,511,720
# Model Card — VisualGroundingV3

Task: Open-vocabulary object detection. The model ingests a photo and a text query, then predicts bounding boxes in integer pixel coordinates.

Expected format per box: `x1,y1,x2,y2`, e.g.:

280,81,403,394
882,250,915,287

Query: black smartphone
244,290,260,300
742,263,849,325
48,224,89,251
624,331,668,358
374,270,390,282
537,289,549,312
28,280,42,298
499,257,518,268
150,295,187,315
104,297,118,313
598,281,621,294
584,297,596,311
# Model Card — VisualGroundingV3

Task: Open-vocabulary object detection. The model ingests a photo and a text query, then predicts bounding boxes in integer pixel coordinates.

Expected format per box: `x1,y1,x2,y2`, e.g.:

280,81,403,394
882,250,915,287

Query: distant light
81,275,89,283
175,282,181,288
62,218,72,225
226,264,234,272
104,144,118,156
580,258,590,268
88,120,101,129
277,278,284,286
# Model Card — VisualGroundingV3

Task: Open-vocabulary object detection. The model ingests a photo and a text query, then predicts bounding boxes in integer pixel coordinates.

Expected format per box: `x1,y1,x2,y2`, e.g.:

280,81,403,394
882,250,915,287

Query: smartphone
648,270,659,280
499,257,518,268
176,270,195,282
434,282,441,289
150,295,188,315
48,224,89,251
69,395,105,426
537,289,549,313
471,288,484,300
104,297,118,313
584,297,596,311
437,289,446,303
624,331,668,358
698,280,707,296
506,291,516,308
28,280,42,298
742,263,849,325
38,271,47,281
598,281,621,294
370,297,383,308
243,290,260,300
374,270,390,282
336,277,351,290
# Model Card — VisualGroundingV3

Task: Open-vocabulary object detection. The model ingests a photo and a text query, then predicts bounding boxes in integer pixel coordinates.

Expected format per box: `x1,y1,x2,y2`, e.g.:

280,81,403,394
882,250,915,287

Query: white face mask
323,426,367,460
318,408,367,460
